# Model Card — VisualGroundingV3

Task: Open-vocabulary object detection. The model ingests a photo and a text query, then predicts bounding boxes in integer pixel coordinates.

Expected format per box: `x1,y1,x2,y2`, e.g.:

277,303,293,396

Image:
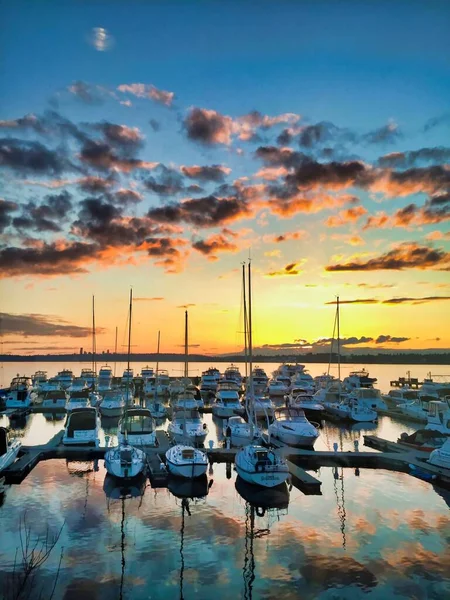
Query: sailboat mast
126,288,133,403
184,310,189,379
156,330,160,377
242,263,248,379
92,295,96,374
336,295,341,385
114,326,118,377
247,262,253,398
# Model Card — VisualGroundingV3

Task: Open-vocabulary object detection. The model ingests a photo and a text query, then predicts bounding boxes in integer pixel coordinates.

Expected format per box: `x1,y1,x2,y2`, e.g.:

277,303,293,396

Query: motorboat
235,445,289,488
174,392,201,411
398,429,448,452
67,390,90,412
67,377,89,393
98,366,113,392
267,379,289,397
185,384,204,408
104,442,146,479
80,368,97,388
212,385,244,418
117,408,157,446
269,407,319,447
0,427,21,472
325,397,377,423
5,377,33,409
426,399,450,435
121,368,134,386
165,445,208,479
156,370,170,396
398,397,431,422
168,408,208,446
382,387,420,408
276,375,292,391
31,370,48,392
290,370,315,393
42,389,68,410
314,373,336,390
40,377,62,394
343,369,377,391
144,377,157,397
273,363,305,379
147,399,167,419
55,369,74,390
248,395,274,420
217,378,241,393
199,371,220,393
99,389,126,417
168,379,184,398
223,416,260,447
420,375,450,399
314,383,348,406
140,366,154,380
286,392,325,419
347,387,387,411
62,407,100,446
428,438,450,469
252,367,268,383
224,365,243,387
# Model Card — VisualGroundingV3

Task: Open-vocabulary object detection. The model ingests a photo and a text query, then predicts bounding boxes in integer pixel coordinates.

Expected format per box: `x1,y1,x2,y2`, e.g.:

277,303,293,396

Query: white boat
174,391,201,411
185,383,204,408
252,367,269,393
147,400,167,419
199,370,220,393
224,365,243,387
269,407,319,447
167,378,183,398
398,397,431,422
98,366,113,392
314,383,348,406
168,408,208,445
428,438,450,469
67,390,90,412
314,373,336,390
343,369,377,391
42,389,68,410
144,377,157,397
80,368,97,388
99,389,126,417
426,399,450,435
290,370,315,393
0,427,21,472
420,374,450,399
347,387,387,411
325,397,377,423
55,369,74,390
156,370,170,395
40,377,62,394
67,377,89,393
217,378,241,393
117,408,157,446
249,395,274,420
121,368,134,385
62,407,100,446
223,416,260,447
235,445,289,488
140,366,154,380
5,377,32,409
31,370,48,392
165,445,208,479
286,392,325,418
382,387,420,408
267,379,289,397
212,385,244,418
104,442,146,479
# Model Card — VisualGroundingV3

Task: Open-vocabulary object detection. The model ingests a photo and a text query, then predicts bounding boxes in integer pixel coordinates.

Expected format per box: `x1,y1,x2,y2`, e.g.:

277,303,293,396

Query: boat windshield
123,414,154,434
67,411,96,431
181,449,195,460
275,408,307,421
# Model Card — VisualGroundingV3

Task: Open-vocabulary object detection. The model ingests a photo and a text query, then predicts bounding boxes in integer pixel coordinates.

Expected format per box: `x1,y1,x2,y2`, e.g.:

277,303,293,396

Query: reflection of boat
165,445,208,479
333,466,347,549
0,427,21,472
235,476,289,510
103,472,147,499
168,473,209,499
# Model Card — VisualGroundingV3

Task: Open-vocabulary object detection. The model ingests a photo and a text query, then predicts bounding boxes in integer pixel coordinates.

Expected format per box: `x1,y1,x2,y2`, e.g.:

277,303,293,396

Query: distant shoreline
1,352,449,365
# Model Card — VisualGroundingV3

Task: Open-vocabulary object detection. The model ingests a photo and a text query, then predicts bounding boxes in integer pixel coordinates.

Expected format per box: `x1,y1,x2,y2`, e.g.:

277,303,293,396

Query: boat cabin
121,409,154,435
275,407,308,421
181,448,195,460
65,408,97,437
0,427,11,457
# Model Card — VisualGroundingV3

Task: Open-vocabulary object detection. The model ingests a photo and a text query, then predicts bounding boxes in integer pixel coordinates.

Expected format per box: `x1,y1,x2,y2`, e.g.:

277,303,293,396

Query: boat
199,370,220,393
224,365,243,388
165,445,208,479
314,383,348,406
168,407,208,446
42,389,68,410
398,429,448,452
80,368,97,388
286,390,325,418
347,387,387,411
397,397,431,422
273,363,305,379
235,261,289,489
104,441,146,479
62,407,100,446
174,391,200,411
290,370,315,393
117,407,157,446
99,389,126,417
5,377,33,409
382,387,420,408
147,399,167,419
267,379,289,397
217,377,241,393
428,438,450,469
121,368,134,387
98,365,113,392
314,373,336,390
248,394,274,420
223,416,260,447
67,390,90,412
67,377,89,393
212,384,244,418
0,427,21,472
140,366,154,380
325,396,377,423
167,378,184,398
31,370,48,392
55,369,74,390
420,374,450,398
156,370,170,396
425,399,450,435
343,369,377,391
40,377,62,394
268,407,319,447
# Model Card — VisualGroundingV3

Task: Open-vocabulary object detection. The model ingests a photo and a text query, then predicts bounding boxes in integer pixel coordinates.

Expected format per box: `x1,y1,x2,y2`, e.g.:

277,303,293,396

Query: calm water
0,362,449,599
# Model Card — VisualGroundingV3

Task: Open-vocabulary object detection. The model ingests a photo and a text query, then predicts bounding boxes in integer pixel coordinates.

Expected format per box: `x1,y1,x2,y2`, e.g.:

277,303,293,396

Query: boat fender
203,423,207,429
256,506,265,517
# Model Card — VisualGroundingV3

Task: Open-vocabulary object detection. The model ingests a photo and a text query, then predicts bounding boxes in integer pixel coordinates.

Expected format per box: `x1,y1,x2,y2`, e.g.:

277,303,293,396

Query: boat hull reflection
235,476,289,510
168,474,209,499
103,472,147,499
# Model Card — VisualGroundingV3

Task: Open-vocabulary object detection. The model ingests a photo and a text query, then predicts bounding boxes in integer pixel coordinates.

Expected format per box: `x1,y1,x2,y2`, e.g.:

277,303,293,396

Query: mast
184,310,189,380
247,261,254,402
92,295,96,374
156,330,160,378
337,295,341,389
114,326,118,377
242,263,248,379
126,288,133,403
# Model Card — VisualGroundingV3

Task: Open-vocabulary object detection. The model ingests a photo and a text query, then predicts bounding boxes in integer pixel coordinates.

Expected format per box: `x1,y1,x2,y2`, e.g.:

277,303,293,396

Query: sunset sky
1,1,449,356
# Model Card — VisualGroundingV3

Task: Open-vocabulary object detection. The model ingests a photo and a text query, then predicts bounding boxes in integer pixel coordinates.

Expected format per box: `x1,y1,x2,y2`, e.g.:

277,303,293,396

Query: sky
1,0,450,356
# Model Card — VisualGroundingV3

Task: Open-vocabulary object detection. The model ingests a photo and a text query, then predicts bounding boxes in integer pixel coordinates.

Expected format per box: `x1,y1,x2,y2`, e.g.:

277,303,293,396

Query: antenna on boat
242,263,248,380
247,260,255,436
156,330,161,392
114,326,118,377
184,310,189,381
126,288,133,405
92,295,97,376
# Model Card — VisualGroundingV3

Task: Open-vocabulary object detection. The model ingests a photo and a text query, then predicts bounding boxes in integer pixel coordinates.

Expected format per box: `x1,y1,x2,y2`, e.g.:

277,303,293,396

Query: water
1,362,449,598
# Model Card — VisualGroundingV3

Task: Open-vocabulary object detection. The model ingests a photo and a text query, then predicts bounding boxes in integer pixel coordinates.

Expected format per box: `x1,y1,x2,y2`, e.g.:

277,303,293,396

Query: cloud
183,107,234,145
12,191,72,233
375,334,410,344
134,297,165,302
326,242,450,272
77,175,116,193
425,230,450,241
330,233,365,246
254,166,290,181
79,139,158,172
88,27,114,52
67,81,109,104
382,296,450,305
423,112,450,131
271,230,308,243
325,205,367,227
362,121,401,145
93,121,144,153
117,83,174,106
0,198,19,232
316,336,375,345
378,147,450,168
266,260,306,277
144,165,185,196
149,119,160,132
180,164,231,182
298,122,344,148
325,298,378,305
192,232,239,260
113,188,143,205
0,137,74,175
363,193,450,230
1,312,103,337
177,303,196,308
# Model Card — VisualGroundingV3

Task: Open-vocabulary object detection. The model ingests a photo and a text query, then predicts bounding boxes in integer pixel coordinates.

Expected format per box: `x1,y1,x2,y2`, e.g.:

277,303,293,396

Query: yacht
223,416,260,447
80,368,97,388
167,378,183,399
267,379,289,397
165,445,208,479
287,391,325,419
0,427,21,472
428,438,450,469
99,389,126,418
398,397,431,422
217,378,241,393
269,407,319,447
249,395,275,420
314,373,336,390
62,407,100,446
5,377,33,409
121,368,134,386
55,369,74,390
199,370,220,393
40,377,62,394
140,366,154,380
224,365,243,387
420,375,450,399
325,397,377,423
156,370,170,396
144,376,157,397
185,383,204,408
347,387,387,411
235,445,289,488
174,391,201,411
42,390,68,410
67,390,90,412
314,383,348,406
343,369,377,391
67,377,89,393
426,399,450,435
147,399,167,419
212,385,244,418
98,366,113,392
273,363,305,379
117,407,157,446
382,387,420,408
290,370,315,393
168,408,208,445
31,371,48,392
105,442,146,479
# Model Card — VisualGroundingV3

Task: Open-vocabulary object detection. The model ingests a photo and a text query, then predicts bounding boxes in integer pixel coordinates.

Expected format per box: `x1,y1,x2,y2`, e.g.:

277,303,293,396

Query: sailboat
0,427,21,472
235,262,289,488
105,289,146,480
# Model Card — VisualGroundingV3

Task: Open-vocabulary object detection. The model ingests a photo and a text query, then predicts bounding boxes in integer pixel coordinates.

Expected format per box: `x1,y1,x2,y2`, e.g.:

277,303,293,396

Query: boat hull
235,463,289,488
269,426,318,448
165,458,207,479
99,405,124,418
0,441,21,472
